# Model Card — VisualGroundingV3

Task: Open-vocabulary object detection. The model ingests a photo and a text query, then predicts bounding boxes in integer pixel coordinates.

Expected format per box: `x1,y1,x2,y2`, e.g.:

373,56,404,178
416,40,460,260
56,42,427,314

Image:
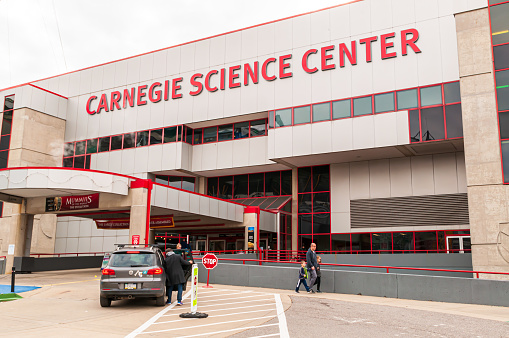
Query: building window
332,99,351,119
298,165,331,251
353,96,372,116
374,92,395,114
207,170,292,199
154,175,195,192
1,95,15,169
397,89,418,110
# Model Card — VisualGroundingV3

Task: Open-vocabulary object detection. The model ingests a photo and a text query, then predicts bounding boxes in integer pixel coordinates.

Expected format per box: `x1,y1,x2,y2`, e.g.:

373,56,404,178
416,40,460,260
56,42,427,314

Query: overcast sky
0,0,352,90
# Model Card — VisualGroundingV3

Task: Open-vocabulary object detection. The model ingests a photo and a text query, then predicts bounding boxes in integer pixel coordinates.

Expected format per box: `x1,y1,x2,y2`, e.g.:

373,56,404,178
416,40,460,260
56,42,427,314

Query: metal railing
29,252,106,258
194,256,509,279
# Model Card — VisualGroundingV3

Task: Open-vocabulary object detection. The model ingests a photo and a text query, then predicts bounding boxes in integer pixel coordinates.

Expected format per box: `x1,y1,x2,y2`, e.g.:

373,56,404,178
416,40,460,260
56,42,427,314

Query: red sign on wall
94,216,174,230
45,193,99,212
132,235,140,245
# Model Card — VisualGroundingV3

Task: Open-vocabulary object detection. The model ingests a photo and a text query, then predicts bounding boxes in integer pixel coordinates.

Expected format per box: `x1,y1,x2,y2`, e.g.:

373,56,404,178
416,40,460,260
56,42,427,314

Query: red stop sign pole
202,253,218,288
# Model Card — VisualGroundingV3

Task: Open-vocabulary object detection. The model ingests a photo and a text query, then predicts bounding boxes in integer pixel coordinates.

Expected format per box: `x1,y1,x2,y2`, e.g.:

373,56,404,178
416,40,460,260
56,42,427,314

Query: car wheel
155,287,166,306
100,297,111,307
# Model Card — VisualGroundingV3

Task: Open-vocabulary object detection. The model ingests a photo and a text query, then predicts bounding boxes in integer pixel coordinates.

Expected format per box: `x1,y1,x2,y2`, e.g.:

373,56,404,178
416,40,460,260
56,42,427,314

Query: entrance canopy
0,167,276,233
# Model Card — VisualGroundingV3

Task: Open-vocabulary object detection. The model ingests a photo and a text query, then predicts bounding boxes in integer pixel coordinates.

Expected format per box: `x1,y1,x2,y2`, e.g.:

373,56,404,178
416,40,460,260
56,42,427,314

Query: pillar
456,8,509,279
291,168,298,252
243,207,259,251
129,179,153,246
3,202,30,273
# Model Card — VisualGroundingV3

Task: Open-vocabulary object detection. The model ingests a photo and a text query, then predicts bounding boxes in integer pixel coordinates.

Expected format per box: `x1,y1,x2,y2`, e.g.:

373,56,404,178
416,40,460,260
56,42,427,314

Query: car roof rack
114,244,160,251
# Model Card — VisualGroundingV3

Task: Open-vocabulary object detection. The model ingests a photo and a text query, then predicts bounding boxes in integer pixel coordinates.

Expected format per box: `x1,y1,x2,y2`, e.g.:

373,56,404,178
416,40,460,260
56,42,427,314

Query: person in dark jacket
316,255,322,293
306,243,318,293
164,248,192,305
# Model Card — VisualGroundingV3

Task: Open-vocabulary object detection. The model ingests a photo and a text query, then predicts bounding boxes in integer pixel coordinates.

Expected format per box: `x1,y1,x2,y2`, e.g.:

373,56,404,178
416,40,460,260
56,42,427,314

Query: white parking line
161,303,275,316
275,294,289,338
141,316,275,335
248,334,280,338
154,309,277,325
199,291,252,299
199,294,271,303
125,290,192,338
174,324,279,338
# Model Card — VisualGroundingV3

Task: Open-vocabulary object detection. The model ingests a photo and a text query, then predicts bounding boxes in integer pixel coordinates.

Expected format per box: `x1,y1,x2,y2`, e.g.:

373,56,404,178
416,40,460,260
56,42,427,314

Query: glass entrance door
196,240,206,252
446,236,471,253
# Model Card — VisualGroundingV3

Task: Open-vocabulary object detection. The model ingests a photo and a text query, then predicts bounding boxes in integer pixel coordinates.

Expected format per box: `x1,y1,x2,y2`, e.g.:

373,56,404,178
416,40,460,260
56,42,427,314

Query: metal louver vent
350,193,469,228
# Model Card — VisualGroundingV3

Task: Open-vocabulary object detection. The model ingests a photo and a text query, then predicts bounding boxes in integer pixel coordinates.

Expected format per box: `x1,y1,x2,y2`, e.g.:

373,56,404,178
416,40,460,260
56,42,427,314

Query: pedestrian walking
316,255,322,293
295,260,311,293
164,248,191,305
306,243,318,292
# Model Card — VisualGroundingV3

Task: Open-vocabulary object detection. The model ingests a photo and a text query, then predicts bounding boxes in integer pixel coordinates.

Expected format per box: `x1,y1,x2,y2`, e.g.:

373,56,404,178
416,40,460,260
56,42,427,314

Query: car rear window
109,252,156,267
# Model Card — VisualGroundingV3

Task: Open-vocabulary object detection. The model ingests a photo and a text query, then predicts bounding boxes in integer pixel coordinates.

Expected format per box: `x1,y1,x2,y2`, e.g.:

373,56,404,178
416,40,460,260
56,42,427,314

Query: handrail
194,257,509,279
29,252,106,258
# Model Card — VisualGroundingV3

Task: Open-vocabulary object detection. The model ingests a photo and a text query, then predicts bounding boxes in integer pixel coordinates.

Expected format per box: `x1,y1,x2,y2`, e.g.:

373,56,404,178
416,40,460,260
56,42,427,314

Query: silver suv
100,245,166,307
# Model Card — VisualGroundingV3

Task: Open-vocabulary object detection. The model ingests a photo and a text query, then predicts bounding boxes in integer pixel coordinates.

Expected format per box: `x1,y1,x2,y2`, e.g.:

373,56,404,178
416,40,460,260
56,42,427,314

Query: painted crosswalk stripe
275,294,289,338
154,308,277,325
174,324,279,338
125,290,192,338
141,316,275,335
161,303,275,316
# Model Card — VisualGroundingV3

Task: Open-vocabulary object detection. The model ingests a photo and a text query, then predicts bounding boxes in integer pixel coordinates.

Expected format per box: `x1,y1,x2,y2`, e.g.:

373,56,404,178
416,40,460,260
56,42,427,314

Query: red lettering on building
321,45,335,71
302,49,318,73
339,41,357,67
262,57,277,81
381,32,397,59
205,70,218,92
86,96,97,115
137,85,148,105
229,65,241,88
110,91,122,111
149,82,162,103
172,77,183,99
244,62,259,86
359,36,378,63
279,54,292,79
85,28,421,114
190,73,204,96
96,94,109,113
401,29,421,56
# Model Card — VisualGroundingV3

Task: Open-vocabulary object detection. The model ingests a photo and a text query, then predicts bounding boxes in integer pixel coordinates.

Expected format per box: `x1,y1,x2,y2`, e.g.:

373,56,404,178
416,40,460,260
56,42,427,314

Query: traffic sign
202,253,218,270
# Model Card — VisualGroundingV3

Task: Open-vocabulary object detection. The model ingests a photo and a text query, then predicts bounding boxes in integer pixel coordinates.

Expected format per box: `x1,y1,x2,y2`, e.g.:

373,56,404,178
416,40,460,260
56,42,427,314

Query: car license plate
125,283,136,290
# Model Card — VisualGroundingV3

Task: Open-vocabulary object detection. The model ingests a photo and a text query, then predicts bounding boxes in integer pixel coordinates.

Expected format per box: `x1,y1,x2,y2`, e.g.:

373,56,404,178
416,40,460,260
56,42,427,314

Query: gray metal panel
334,270,398,298
350,193,469,228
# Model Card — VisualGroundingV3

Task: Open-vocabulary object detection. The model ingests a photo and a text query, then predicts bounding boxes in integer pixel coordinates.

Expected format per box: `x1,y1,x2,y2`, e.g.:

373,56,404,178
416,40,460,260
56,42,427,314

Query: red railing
194,256,509,279
264,249,473,261
29,252,106,258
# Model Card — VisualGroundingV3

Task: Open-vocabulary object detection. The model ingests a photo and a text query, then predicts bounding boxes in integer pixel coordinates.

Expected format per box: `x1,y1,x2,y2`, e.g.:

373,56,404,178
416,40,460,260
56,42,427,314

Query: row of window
489,1,509,183
269,82,461,128
154,175,196,192
182,119,267,145
207,170,292,199
1,95,14,169
298,230,470,253
409,104,463,143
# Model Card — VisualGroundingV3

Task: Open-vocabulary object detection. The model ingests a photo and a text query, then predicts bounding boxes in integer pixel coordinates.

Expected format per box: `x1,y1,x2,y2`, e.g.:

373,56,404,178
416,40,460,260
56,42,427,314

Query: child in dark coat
316,255,322,293
295,260,311,293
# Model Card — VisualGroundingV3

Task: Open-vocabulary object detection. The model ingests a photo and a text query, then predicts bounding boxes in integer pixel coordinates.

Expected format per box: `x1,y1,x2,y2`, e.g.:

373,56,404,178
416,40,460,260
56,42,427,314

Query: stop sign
202,253,218,270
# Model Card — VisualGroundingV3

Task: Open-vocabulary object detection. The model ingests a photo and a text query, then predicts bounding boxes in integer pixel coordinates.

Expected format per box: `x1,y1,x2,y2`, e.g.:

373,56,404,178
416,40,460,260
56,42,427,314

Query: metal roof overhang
0,168,246,232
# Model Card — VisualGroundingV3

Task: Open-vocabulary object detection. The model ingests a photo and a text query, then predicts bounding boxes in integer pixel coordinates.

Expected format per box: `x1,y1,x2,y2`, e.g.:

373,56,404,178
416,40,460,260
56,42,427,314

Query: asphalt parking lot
1,268,509,337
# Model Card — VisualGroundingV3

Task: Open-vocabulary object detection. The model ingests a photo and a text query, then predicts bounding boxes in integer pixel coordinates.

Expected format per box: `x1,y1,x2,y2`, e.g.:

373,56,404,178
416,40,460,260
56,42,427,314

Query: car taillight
102,268,115,275
147,268,163,275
